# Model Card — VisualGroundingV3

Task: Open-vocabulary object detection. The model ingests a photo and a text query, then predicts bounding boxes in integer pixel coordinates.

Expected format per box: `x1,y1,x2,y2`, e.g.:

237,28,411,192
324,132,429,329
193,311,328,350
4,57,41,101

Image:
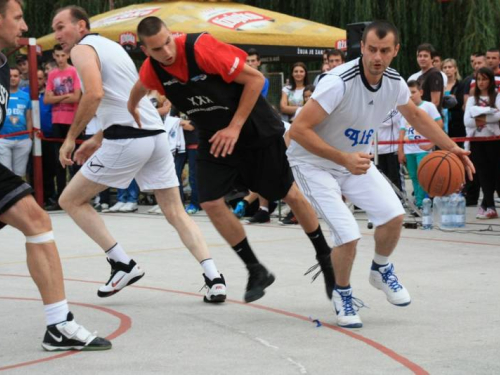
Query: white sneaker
332,287,364,328
147,204,162,215
101,203,110,213
42,312,112,351
98,259,145,297
369,263,411,306
109,202,125,212
119,202,138,212
203,274,227,303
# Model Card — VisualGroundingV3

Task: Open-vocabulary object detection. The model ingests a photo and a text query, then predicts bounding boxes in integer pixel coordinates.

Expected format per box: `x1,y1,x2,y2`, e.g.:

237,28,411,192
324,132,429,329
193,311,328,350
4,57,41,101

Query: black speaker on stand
346,22,372,61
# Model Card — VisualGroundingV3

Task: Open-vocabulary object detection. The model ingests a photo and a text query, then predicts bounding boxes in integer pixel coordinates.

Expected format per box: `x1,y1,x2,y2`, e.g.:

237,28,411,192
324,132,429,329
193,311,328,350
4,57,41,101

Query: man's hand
449,145,475,180
181,120,195,131
342,152,373,175
74,137,101,165
128,105,142,129
59,138,76,167
209,126,241,158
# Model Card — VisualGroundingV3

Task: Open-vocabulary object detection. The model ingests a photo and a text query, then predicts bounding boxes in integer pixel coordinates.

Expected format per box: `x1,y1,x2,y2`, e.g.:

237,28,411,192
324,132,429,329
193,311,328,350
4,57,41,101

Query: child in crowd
398,80,443,209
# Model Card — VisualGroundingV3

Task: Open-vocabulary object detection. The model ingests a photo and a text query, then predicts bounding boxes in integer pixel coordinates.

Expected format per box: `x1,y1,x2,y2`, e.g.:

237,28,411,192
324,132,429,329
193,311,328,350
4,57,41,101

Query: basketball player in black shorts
128,16,336,303
0,0,110,351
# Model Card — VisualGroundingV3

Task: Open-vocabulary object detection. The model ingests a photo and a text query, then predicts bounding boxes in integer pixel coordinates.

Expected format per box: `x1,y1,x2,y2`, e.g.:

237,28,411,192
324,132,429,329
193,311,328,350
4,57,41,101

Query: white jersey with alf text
78,34,163,131
287,58,410,171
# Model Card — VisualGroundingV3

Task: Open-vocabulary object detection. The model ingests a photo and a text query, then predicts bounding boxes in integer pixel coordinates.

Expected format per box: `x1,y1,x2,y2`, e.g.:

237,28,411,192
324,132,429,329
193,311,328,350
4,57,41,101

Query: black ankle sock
232,238,259,266
335,284,351,290
306,226,331,258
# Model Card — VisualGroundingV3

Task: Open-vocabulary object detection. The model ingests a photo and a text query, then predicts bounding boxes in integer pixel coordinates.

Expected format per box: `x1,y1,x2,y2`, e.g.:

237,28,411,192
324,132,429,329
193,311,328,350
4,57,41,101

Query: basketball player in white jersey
288,20,474,328
51,6,227,303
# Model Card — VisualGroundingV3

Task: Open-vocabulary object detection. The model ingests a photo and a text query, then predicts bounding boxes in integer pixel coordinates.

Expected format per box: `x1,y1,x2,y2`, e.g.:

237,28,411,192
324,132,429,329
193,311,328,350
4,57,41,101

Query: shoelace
304,262,322,282
381,265,403,292
340,293,367,316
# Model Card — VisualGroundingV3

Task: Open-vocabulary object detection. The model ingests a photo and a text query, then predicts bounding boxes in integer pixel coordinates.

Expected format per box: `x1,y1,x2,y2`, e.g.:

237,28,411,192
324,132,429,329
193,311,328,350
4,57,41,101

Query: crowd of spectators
3,40,499,221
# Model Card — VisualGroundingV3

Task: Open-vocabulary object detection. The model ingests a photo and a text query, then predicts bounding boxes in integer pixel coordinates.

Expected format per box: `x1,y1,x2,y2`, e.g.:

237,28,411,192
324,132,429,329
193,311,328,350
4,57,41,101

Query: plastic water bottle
440,196,453,229
449,194,459,228
455,194,466,228
433,196,442,227
422,196,433,230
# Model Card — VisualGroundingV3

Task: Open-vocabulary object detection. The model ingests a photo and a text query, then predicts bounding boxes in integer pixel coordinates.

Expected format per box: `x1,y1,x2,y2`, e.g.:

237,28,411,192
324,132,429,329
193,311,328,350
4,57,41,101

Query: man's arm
66,46,103,140
430,91,441,108
289,99,372,175
59,45,104,166
208,64,264,157
398,99,475,178
127,79,149,128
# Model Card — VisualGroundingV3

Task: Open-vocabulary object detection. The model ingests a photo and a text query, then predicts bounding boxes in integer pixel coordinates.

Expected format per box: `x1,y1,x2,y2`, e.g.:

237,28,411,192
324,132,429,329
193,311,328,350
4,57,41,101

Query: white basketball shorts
292,163,404,246
80,132,179,191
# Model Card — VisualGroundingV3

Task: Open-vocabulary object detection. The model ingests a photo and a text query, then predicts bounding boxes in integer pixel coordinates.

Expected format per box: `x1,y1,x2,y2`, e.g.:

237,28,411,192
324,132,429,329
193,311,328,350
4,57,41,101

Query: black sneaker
304,255,336,299
42,312,112,351
244,209,270,224
203,274,227,303
97,259,145,298
279,211,298,225
244,263,275,303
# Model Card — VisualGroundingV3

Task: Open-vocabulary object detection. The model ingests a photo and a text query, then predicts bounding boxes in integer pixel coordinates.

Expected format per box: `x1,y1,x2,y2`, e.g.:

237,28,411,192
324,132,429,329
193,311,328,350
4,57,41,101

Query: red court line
0,295,131,372
0,274,428,374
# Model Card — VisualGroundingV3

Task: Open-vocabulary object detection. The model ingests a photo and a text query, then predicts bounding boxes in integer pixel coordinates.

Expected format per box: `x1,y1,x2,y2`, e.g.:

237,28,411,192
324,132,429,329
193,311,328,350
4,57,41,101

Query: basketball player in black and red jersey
128,16,335,303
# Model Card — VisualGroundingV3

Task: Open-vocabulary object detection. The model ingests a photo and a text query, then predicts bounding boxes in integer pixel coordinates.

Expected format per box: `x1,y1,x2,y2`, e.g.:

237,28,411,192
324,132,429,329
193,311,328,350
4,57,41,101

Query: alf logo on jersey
345,128,374,147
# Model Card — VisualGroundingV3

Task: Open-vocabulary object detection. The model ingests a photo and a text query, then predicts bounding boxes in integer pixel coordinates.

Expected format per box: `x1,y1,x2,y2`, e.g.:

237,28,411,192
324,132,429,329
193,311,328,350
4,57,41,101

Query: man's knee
382,214,404,228
200,199,225,213
283,184,304,205
17,198,53,235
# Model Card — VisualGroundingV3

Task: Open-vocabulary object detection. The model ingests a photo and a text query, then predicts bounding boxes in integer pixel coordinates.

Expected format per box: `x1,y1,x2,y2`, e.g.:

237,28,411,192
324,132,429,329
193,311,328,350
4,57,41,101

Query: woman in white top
464,67,500,219
280,62,309,122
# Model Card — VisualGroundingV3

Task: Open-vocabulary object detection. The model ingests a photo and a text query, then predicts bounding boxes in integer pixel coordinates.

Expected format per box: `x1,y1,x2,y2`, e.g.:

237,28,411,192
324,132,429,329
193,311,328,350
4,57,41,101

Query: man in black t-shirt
129,16,336,303
408,43,444,112
0,0,110,351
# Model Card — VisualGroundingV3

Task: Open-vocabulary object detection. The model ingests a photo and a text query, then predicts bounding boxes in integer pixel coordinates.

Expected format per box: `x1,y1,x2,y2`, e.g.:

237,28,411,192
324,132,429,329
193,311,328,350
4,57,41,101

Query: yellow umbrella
38,0,346,61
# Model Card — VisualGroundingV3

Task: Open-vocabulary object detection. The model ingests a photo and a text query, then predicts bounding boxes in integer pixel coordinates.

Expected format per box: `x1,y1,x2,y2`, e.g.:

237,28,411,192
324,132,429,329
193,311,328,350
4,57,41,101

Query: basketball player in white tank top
288,21,474,328
50,6,227,303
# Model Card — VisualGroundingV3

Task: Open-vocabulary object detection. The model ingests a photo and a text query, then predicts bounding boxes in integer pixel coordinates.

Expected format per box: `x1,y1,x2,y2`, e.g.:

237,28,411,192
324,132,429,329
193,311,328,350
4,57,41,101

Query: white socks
259,206,269,212
44,299,69,326
373,253,390,266
106,243,131,264
201,258,220,280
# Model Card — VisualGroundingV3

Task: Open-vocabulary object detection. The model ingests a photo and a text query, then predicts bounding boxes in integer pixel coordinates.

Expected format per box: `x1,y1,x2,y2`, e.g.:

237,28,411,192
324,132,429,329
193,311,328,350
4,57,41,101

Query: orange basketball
417,150,465,197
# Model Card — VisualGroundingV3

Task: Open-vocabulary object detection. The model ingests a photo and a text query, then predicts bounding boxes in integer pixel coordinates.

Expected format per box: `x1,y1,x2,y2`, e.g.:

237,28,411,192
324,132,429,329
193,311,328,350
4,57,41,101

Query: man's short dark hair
247,48,260,60
0,0,23,16
407,80,421,90
327,49,345,62
53,44,63,52
432,51,442,59
55,5,91,30
417,43,436,55
137,16,166,40
474,51,485,57
487,48,500,54
361,20,399,46
15,54,27,64
10,66,20,74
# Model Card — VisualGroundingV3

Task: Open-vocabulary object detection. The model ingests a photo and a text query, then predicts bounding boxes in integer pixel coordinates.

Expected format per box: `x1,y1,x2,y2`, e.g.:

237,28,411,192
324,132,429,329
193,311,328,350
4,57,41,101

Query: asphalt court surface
1,207,500,374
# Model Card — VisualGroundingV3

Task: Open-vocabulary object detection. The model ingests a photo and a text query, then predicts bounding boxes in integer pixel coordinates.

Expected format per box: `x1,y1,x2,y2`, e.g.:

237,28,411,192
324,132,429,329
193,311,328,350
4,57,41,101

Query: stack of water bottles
421,193,466,230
